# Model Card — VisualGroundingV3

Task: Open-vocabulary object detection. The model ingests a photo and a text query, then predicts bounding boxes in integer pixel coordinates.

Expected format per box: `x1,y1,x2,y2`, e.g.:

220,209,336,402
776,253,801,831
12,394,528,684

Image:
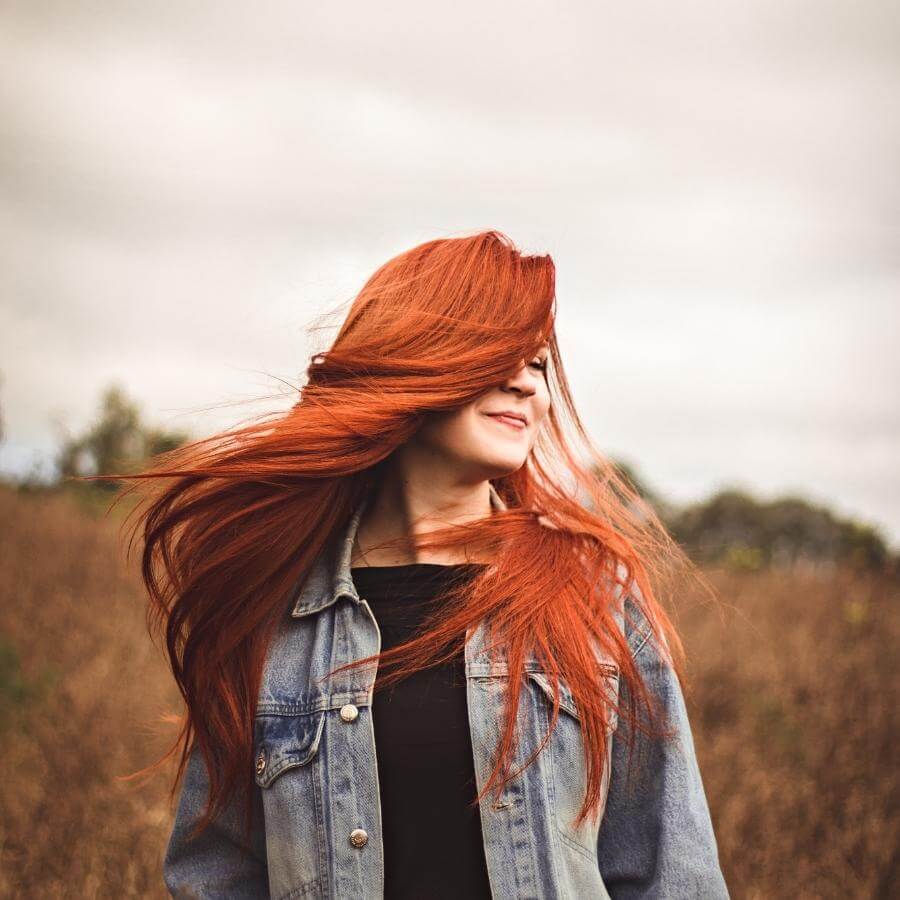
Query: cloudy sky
1,1,898,546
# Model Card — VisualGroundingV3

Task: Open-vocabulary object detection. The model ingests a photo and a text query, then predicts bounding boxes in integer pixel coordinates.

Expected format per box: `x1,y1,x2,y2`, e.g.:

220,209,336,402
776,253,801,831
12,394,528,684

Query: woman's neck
350,530,496,567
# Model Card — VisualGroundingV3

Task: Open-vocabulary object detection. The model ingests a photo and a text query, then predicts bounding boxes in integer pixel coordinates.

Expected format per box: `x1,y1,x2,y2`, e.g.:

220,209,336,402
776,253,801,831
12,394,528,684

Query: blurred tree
669,488,895,573
56,384,190,491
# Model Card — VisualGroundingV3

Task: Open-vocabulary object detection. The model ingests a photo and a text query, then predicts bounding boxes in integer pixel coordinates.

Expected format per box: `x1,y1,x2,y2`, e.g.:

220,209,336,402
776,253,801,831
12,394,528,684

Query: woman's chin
477,451,528,476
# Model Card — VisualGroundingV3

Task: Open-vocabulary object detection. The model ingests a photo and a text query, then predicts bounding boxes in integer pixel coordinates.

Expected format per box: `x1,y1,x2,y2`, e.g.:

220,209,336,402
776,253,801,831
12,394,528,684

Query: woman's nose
502,361,538,396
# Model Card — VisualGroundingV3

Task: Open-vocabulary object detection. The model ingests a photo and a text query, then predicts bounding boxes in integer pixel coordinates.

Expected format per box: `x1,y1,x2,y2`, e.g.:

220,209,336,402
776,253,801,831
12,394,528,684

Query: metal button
255,749,267,775
339,703,359,723
349,828,368,848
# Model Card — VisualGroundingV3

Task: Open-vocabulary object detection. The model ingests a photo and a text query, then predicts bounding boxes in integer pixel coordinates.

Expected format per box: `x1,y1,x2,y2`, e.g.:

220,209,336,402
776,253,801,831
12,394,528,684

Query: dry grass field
0,483,897,898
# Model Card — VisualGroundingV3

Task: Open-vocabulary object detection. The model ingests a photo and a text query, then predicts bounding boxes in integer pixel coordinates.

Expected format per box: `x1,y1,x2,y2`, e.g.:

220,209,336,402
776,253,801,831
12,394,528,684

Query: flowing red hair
104,229,711,835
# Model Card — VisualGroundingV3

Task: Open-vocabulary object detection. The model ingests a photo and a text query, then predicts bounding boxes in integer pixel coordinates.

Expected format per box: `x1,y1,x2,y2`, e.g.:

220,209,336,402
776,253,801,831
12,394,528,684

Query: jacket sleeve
164,747,269,899
596,595,730,899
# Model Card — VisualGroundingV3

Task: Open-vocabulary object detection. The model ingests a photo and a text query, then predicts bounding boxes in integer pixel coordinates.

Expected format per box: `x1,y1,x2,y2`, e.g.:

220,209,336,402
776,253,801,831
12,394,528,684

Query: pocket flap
527,663,620,728
253,710,325,788
527,670,581,719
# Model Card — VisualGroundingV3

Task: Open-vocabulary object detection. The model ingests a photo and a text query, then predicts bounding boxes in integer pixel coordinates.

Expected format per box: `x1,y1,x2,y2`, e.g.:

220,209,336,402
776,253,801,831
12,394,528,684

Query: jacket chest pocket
253,708,327,900
254,709,326,787
526,664,620,863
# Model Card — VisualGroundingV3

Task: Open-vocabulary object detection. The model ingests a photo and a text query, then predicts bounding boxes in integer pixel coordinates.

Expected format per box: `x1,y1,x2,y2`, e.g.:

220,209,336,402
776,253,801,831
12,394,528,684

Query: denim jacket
165,485,729,899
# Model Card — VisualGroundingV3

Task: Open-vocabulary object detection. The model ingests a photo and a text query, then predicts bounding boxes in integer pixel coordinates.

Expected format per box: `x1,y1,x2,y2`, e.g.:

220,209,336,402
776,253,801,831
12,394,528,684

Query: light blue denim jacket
165,485,729,899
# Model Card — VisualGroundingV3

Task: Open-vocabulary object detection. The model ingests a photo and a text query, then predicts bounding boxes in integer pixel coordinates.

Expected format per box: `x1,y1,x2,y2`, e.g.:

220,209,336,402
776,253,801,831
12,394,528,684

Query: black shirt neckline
351,562,488,601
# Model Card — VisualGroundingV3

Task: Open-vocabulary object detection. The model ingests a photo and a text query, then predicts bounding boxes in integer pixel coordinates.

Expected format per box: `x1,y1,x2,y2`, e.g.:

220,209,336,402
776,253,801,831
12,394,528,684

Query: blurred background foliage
54,384,190,493
612,457,897,576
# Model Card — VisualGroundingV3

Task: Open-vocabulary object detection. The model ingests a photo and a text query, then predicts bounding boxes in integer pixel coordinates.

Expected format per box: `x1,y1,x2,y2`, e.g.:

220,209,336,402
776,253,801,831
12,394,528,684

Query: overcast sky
1,1,898,547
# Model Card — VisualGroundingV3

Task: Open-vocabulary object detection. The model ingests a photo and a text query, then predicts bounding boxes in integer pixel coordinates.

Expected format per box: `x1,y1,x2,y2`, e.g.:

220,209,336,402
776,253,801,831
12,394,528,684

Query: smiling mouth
485,413,527,431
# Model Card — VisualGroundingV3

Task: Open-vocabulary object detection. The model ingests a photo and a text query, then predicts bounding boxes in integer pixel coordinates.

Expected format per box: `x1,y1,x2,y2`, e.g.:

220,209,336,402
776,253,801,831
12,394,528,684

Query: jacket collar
290,482,507,618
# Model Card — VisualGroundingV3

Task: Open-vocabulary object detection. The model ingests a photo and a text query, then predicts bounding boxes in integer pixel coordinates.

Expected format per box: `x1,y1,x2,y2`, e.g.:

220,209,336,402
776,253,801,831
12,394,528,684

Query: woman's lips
485,413,527,431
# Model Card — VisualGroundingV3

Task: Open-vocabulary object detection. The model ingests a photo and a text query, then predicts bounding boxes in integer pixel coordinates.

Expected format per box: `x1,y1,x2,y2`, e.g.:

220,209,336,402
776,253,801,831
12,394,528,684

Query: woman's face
414,343,552,479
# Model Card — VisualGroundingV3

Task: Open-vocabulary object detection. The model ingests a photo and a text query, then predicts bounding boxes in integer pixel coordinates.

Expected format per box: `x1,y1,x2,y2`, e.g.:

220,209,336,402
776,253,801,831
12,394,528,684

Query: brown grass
0,485,897,898
0,485,179,898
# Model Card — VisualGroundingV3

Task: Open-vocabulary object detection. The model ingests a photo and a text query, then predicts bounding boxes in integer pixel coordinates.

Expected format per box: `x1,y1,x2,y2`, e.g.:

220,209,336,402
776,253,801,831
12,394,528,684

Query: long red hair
109,229,710,834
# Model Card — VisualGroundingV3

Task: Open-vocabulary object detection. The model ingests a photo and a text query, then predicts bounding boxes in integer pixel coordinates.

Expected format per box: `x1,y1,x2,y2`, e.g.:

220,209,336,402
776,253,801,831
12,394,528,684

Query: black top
350,562,493,900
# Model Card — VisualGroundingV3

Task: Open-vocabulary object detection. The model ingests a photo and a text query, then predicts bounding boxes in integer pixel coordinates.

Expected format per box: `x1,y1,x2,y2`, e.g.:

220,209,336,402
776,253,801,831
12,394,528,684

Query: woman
126,230,729,898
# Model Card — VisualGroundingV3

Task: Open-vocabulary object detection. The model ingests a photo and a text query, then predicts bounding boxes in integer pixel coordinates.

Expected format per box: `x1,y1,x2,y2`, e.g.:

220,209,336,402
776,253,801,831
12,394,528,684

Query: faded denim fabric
165,485,729,899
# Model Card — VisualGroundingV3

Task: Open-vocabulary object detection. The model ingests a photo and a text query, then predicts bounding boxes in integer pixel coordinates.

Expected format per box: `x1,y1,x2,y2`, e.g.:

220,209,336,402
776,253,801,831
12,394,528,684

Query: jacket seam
630,627,652,660
624,591,654,660
310,740,328,900
539,687,568,894
558,827,598,863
